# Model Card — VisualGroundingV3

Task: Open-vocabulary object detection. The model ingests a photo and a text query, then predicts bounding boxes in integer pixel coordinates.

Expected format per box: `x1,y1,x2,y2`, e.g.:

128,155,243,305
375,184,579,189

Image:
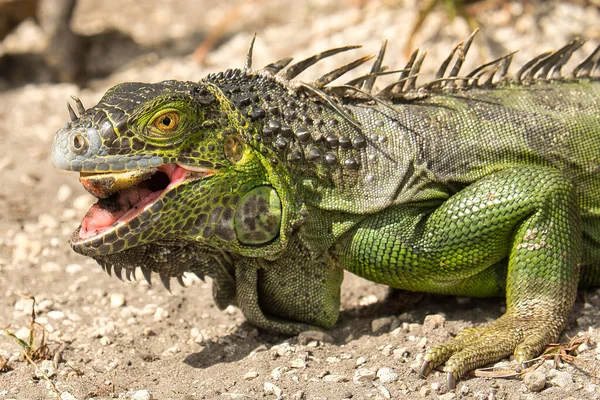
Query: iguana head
52,78,297,268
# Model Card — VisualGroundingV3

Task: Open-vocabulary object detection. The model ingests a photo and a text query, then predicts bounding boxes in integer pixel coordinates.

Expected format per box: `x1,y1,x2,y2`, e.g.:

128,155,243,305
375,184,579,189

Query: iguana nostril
69,132,88,154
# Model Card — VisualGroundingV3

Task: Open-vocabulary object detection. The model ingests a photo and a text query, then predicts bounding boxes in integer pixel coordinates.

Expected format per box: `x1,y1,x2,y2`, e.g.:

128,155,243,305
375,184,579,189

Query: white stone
35,360,55,378
353,368,376,384
57,185,72,202
153,307,168,322
243,371,259,380
263,382,282,396
524,371,546,392
65,263,83,274
323,374,347,382
377,384,391,399
290,358,306,368
60,392,77,400
47,310,66,320
109,293,126,308
131,389,153,400
377,367,399,383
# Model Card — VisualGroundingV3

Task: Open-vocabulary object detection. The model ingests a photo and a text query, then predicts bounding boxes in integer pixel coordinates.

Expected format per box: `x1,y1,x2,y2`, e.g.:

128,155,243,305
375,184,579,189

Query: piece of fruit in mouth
76,164,212,240
77,166,175,239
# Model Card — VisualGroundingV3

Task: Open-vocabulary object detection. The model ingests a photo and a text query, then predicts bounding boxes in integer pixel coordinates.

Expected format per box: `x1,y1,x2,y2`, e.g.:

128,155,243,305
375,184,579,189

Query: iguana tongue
80,187,156,239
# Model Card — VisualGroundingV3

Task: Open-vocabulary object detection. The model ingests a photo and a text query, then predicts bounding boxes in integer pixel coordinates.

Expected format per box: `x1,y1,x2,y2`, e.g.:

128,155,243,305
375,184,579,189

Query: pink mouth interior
79,164,193,239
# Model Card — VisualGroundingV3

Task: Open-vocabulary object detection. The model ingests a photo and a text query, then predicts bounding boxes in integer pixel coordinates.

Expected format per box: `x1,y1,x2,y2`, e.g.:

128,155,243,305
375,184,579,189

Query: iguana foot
419,312,564,389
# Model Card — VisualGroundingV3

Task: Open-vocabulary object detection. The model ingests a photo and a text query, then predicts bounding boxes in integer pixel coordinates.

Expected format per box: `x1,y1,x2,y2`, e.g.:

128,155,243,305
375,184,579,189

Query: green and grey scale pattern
51,33,600,388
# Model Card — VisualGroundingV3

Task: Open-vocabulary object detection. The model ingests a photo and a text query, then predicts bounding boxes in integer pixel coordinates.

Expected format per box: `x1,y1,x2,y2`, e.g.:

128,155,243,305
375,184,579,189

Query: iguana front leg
337,166,582,387
235,243,344,335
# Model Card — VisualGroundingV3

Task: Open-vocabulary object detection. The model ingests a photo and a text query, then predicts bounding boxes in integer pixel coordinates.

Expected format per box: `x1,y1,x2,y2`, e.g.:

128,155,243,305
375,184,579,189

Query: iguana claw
418,360,432,378
446,372,456,390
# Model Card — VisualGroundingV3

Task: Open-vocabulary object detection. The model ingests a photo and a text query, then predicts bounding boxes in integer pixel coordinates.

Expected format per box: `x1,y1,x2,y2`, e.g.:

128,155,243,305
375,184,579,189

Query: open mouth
77,164,212,241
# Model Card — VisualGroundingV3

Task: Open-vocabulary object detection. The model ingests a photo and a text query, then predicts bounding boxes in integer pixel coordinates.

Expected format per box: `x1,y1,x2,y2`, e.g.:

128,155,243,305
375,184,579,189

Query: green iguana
51,32,600,388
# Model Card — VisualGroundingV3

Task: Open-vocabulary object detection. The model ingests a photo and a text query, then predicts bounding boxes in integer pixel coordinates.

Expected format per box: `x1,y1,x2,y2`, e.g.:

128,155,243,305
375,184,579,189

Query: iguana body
51,34,600,387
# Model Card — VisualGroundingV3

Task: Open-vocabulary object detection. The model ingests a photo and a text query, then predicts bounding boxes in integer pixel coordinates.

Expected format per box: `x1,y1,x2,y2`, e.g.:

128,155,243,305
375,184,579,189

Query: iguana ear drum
224,136,244,163
234,186,281,245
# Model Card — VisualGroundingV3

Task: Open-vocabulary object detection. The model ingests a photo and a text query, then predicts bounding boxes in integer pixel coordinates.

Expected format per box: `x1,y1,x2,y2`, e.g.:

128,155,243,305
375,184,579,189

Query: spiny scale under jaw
98,261,188,292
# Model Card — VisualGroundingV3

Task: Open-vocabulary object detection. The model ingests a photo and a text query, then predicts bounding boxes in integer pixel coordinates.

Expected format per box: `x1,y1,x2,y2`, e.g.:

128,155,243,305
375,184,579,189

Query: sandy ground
1,0,600,399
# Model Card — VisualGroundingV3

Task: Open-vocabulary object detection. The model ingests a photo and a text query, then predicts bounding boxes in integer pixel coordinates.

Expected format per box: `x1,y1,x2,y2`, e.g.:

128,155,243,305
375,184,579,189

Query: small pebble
355,356,366,366
110,293,126,308
439,393,456,400
224,305,237,315
371,316,395,333
60,392,77,400
393,347,408,359
358,294,378,306
551,371,573,389
290,391,305,400
297,330,334,344
153,307,168,322
378,385,391,399
353,368,376,384
35,360,55,378
243,371,259,380
263,382,282,396
419,386,431,397
524,371,546,392
377,367,398,383
290,358,306,368
57,185,72,202
323,374,348,383
131,389,153,400
422,314,445,332
586,383,597,393
143,327,154,336
47,310,65,320
100,336,111,346
65,263,83,274
271,366,287,380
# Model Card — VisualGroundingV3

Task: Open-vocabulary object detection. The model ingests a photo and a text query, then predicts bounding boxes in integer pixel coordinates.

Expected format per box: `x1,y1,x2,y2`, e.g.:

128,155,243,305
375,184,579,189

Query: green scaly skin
51,38,600,387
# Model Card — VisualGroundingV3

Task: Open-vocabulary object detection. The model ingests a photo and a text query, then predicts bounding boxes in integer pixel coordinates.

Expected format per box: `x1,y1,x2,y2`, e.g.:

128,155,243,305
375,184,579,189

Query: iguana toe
422,312,564,388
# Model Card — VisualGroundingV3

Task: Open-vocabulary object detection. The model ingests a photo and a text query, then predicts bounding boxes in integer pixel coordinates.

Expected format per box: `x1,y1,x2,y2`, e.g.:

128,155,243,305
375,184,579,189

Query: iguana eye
152,111,180,132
